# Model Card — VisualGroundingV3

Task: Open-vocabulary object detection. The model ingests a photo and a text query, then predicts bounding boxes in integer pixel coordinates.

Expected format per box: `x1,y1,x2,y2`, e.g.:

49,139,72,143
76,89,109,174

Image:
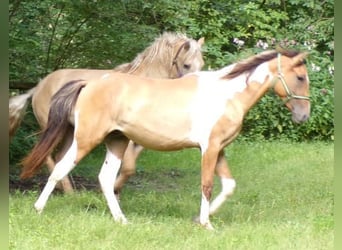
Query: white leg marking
199,192,214,230
34,139,78,213
99,148,127,224
209,178,236,215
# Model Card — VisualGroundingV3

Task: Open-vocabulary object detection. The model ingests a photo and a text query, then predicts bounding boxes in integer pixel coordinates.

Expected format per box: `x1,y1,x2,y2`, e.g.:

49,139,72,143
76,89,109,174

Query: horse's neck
235,63,273,112
206,62,273,114
115,57,171,79
133,62,170,78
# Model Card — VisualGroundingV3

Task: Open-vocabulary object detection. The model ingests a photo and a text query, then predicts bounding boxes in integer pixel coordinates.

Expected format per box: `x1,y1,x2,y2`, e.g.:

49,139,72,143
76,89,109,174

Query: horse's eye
183,64,191,70
297,75,305,81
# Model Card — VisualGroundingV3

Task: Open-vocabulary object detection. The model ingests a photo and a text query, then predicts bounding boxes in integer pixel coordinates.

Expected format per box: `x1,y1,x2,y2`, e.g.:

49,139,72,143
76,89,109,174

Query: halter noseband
172,41,188,78
271,53,310,103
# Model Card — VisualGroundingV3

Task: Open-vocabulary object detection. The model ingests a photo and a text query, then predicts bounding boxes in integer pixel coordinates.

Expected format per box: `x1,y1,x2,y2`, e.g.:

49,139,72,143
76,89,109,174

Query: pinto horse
11,32,204,192
21,49,310,230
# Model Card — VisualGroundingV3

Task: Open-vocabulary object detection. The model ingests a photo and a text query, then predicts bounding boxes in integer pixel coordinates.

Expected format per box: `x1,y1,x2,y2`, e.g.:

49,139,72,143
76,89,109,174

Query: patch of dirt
9,168,184,193
9,174,100,193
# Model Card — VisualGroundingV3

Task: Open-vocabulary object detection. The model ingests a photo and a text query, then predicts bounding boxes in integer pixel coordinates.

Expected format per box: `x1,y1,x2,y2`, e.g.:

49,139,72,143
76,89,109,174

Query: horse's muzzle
292,112,310,123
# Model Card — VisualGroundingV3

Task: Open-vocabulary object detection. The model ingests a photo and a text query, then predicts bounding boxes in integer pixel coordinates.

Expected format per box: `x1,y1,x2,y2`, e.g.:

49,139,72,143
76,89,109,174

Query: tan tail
20,80,86,179
9,87,36,139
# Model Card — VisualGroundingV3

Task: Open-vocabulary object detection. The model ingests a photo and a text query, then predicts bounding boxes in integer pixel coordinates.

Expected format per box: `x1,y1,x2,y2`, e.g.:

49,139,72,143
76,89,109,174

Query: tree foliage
9,0,160,87
9,0,334,148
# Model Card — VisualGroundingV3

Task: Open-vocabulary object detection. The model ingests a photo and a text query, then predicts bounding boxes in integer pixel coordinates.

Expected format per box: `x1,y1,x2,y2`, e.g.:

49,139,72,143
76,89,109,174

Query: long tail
9,87,36,139
20,80,86,179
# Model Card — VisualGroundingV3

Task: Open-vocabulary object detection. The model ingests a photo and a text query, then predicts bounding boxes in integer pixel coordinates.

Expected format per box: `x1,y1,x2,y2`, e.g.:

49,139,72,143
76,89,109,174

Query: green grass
9,141,334,250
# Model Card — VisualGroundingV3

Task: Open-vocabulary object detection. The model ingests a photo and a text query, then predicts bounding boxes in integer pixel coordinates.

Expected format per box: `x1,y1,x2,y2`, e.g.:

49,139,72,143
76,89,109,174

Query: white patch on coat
187,62,272,153
74,110,79,131
101,73,110,79
187,70,247,153
248,62,272,84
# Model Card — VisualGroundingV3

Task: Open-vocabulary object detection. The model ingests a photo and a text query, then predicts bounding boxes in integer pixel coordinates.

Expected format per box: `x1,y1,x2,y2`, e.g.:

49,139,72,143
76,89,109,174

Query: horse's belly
120,113,196,151
129,133,197,151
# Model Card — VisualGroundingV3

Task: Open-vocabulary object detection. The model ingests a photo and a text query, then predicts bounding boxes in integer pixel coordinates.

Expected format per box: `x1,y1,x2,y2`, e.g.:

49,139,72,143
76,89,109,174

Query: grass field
9,141,334,249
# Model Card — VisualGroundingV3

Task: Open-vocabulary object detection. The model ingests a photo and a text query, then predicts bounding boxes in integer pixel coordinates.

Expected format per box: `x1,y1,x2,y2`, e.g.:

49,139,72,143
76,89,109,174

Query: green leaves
9,0,333,141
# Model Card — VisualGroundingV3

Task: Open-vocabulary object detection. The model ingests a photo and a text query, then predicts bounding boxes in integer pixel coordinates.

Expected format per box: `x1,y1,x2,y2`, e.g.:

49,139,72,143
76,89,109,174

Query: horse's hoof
114,215,128,225
193,216,200,224
192,216,215,230
204,222,215,230
34,204,43,214
121,218,128,225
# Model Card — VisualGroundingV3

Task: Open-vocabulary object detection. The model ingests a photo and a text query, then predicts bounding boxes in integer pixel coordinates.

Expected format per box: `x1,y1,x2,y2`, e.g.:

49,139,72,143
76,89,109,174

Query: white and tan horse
21,49,310,230
11,32,204,192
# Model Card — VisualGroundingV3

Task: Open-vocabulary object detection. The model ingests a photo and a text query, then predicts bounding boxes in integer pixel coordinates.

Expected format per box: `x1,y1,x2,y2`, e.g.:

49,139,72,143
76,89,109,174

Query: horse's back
82,72,200,106
32,69,114,127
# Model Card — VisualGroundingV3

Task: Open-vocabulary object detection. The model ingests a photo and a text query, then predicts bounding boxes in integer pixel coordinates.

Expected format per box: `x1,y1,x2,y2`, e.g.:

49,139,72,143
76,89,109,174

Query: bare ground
9,174,99,193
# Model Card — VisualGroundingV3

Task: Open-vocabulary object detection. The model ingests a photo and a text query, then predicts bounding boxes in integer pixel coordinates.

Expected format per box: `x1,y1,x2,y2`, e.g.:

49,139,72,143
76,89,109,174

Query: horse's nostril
292,113,309,123
300,114,310,123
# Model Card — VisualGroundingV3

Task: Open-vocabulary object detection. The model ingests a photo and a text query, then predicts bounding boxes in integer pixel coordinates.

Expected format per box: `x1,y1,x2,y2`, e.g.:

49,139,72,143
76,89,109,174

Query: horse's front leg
198,146,220,230
114,140,144,197
209,150,236,215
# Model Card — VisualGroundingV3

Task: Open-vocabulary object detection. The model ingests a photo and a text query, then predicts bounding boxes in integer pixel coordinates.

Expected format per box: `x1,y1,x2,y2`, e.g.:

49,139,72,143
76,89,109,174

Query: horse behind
21,49,310,230
11,32,204,192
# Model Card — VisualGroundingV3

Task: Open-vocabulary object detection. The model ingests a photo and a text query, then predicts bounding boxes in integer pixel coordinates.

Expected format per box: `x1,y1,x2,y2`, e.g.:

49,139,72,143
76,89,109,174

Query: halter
172,41,188,78
271,53,310,103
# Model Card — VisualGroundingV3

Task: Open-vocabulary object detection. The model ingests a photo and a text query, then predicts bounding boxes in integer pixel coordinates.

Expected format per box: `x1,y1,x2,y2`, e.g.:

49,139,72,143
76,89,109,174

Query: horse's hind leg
209,150,236,215
100,134,130,223
34,124,98,214
53,127,75,193
34,138,80,213
114,140,144,197
46,156,74,193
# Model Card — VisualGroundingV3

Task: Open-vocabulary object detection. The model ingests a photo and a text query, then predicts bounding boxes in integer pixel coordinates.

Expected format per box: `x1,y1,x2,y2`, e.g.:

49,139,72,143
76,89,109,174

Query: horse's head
171,37,205,78
271,52,310,123
114,32,204,79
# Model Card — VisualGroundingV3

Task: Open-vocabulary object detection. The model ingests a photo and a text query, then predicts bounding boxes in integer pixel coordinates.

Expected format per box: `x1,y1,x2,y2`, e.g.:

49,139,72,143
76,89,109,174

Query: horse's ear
291,52,309,67
197,37,205,47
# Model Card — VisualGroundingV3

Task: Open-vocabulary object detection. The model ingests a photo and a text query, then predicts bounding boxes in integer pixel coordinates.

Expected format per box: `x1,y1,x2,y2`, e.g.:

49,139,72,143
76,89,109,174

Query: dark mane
222,49,301,79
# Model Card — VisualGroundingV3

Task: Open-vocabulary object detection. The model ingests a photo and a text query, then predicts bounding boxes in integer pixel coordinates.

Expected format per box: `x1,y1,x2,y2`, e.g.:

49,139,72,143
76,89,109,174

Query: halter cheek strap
271,53,310,103
172,41,188,78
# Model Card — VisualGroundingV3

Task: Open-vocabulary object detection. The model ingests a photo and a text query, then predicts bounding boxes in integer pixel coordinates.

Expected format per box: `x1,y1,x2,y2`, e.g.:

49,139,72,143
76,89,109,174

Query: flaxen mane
223,49,302,80
113,32,195,74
